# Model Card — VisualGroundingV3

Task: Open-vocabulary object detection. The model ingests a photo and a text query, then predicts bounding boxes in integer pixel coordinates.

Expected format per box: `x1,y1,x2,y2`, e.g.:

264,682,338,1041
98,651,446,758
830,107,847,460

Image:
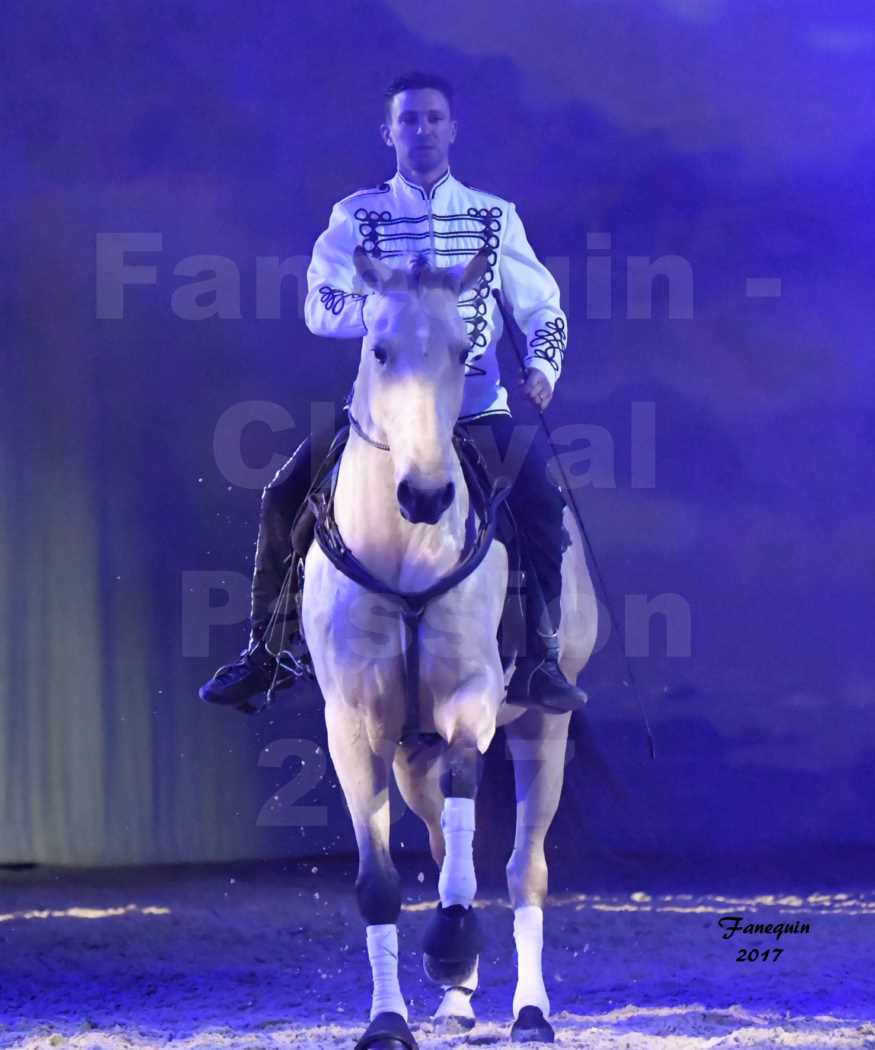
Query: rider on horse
200,71,588,716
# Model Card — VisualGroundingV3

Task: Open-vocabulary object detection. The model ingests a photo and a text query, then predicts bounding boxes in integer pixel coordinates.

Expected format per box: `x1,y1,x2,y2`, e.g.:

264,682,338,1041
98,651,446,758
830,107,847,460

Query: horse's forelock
371,263,459,325
415,267,457,296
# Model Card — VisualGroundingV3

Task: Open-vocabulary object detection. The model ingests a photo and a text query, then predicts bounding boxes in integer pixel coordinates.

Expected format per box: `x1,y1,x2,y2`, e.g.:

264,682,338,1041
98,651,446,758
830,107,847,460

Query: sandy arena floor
1,856,874,1050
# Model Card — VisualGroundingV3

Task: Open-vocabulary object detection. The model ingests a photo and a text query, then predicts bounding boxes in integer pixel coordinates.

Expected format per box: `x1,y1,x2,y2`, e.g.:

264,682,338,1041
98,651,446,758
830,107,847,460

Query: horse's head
351,246,489,525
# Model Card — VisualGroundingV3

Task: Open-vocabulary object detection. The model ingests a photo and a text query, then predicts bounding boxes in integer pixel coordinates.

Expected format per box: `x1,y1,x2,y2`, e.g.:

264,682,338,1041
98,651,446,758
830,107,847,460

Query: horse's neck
333,432,469,592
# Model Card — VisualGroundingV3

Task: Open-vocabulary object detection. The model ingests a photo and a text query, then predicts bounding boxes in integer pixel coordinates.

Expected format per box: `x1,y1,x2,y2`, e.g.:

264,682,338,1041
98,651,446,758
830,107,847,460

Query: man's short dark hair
384,72,454,118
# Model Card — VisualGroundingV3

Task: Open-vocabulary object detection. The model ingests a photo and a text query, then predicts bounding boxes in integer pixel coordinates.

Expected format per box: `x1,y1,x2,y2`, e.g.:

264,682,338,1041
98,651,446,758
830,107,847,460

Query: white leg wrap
437,797,476,908
512,905,550,1019
366,924,407,1021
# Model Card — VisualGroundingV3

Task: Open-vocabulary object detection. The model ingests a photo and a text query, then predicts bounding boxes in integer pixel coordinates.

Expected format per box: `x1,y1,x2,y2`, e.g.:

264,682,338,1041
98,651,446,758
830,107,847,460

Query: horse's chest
303,542,507,703
302,551,403,685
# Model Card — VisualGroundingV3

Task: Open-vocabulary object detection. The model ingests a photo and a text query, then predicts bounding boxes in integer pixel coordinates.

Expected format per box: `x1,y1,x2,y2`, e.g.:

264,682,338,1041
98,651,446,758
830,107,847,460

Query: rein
310,424,511,746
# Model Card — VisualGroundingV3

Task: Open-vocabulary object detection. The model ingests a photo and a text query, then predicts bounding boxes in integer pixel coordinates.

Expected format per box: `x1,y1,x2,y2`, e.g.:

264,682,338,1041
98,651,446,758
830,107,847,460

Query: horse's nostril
397,479,453,523
397,480,413,507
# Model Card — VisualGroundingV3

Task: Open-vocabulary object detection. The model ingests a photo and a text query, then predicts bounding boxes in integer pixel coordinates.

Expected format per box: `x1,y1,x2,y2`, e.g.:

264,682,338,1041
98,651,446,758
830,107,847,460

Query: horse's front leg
394,738,478,1033
323,700,416,1050
421,675,499,988
504,707,572,1044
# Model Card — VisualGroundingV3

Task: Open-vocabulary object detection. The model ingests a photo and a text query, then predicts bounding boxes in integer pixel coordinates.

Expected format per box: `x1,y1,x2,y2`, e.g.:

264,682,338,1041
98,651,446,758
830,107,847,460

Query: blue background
1,0,873,875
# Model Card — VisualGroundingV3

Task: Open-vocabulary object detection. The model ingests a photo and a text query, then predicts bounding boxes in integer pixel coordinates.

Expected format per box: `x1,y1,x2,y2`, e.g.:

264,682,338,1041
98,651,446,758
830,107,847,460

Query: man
200,71,586,713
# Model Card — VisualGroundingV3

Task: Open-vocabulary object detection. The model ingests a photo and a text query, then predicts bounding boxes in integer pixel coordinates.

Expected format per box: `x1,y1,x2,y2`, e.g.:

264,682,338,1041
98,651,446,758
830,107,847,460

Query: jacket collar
392,167,453,202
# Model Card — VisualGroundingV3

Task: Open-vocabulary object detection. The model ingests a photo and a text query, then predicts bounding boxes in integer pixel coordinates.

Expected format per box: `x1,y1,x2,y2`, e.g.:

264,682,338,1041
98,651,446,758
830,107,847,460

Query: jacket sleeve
498,203,568,389
304,203,370,338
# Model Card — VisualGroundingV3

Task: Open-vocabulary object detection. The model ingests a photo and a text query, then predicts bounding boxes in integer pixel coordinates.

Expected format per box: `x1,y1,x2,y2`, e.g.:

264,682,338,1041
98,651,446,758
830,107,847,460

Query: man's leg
247,447,316,649
199,408,347,708
460,413,586,713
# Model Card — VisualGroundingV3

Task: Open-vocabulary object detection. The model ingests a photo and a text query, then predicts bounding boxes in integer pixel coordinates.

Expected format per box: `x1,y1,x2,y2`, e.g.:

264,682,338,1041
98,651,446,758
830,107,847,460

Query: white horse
302,247,598,1048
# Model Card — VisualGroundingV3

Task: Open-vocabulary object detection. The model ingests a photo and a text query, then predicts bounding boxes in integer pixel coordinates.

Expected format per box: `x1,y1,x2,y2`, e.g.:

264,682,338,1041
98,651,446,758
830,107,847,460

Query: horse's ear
353,246,394,291
431,248,491,296
460,248,491,293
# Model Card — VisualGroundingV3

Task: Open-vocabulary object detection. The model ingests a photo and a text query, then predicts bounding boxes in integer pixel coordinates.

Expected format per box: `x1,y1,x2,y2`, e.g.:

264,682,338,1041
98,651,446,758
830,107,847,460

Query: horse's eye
373,346,388,365
458,348,468,364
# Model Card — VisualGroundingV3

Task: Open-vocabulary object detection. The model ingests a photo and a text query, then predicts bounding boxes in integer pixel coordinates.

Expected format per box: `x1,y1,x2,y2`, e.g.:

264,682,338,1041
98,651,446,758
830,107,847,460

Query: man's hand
518,367,553,410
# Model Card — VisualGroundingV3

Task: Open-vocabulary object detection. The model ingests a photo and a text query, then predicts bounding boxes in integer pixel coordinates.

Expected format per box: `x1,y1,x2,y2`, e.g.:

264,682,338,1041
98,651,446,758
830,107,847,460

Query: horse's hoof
432,983,476,1033
511,1005,555,1043
354,1010,417,1050
433,1013,475,1034
422,903,482,985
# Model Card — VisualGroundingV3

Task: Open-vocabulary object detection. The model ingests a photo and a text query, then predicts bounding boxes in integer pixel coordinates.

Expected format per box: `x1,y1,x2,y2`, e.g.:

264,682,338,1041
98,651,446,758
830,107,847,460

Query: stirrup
261,636,313,708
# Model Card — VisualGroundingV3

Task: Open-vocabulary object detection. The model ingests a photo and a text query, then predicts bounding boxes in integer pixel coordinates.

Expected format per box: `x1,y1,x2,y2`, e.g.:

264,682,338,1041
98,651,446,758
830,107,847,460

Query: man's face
381,88,457,175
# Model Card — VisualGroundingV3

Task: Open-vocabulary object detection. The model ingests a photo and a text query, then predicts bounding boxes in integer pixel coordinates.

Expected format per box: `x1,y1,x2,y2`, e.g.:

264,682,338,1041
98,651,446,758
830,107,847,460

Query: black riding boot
198,435,318,713
505,550,589,714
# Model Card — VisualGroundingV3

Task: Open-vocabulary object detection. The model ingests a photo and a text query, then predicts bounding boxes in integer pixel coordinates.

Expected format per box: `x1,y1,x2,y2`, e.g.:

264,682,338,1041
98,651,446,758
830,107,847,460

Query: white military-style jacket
303,168,568,420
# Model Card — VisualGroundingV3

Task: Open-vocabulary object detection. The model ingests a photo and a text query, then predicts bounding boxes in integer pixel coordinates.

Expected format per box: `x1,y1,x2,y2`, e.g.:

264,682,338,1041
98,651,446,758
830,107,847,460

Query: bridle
347,409,391,452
